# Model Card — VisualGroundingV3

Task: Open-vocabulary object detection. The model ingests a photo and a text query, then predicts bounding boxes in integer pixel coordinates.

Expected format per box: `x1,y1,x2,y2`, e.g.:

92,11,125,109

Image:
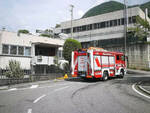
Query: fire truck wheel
102,71,108,81
120,70,124,78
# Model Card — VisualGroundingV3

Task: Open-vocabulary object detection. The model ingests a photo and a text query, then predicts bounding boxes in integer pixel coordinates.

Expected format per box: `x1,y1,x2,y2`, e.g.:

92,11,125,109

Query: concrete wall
105,43,150,69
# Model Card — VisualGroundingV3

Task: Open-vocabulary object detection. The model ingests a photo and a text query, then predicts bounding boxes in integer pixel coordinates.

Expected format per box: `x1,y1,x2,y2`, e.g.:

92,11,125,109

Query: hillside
140,1,150,18
82,1,150,18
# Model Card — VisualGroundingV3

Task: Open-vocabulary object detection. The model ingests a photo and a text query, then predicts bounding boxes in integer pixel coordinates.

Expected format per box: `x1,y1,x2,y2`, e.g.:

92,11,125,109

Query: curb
127,69,150,75
138,85,150,95
0,86,8,90
132,84,150,99
0,79,64,90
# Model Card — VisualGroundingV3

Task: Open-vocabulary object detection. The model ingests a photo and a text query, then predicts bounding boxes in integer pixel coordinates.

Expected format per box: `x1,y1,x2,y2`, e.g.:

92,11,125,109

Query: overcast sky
0,0,149,33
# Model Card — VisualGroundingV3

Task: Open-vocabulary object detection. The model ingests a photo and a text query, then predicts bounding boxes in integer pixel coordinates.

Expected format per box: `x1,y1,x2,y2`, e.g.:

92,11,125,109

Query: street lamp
124,0,128,57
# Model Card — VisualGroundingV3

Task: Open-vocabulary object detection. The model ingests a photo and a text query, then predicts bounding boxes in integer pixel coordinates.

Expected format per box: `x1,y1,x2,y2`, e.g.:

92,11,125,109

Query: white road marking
132,84,150,99
54,86,70,92
30,85,39,89
8,88,17,91
27,109,32,113
33,94,46,103
33,86,70,104
139,85,150,94
0,83,74,94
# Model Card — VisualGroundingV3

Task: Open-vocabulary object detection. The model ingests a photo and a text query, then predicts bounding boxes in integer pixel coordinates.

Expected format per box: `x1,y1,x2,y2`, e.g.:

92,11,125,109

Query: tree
18,29,30,34
4,60,24,79
128,16,150,40
63,38,82,64
55,24,61,28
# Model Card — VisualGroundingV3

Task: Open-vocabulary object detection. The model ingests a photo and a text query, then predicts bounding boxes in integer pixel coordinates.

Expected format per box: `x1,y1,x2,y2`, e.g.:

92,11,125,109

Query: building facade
61,4,150,69
0,30,64,75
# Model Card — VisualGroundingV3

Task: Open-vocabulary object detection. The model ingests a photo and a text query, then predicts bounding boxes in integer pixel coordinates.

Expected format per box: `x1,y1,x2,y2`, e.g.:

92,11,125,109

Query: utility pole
70,4,74,38
124,0,128,57
145,8,148,21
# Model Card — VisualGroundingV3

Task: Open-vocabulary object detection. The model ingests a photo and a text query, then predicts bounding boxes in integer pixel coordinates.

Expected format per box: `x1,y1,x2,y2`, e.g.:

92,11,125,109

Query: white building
61,3,150,48
0,30,64,75
60,1,150,69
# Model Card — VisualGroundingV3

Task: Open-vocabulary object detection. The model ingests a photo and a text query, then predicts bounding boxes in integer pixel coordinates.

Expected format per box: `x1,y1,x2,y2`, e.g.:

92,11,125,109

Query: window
118,19,121,25
121,18,124,25
97,23,101,28
132,16,136,23
109,56,115,64
58,50,63,58
66,28,71,34
121,55,125,61
2,45,9,54
82,25,86,31
10,45,17,55
102,56,109,65
25,47,31,56
106,21,109,27
94,23,98,29
116,55,120,60
87,24,92,30
128,17,132,24
18,46,24,55
101,22,106,28
110,20,113,27
61,29,64,33
114,20,117,26
80,26,82,31
77,27,80,32
73,27,77,32
90,24,92,30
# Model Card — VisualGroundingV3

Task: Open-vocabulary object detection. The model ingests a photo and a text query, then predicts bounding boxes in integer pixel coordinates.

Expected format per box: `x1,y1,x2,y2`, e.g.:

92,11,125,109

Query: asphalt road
0,74,150,113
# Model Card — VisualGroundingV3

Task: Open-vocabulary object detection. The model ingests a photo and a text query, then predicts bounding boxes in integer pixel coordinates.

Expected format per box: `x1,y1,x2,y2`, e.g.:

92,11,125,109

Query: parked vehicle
71,47,126,80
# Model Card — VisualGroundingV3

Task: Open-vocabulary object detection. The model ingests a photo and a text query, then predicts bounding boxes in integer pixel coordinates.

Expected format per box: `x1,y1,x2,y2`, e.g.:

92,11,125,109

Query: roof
0,30,64,47
82,1,150,18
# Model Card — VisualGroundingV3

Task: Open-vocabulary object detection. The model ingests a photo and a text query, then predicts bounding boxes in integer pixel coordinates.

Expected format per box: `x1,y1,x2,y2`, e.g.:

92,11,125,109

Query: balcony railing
32,56,54,65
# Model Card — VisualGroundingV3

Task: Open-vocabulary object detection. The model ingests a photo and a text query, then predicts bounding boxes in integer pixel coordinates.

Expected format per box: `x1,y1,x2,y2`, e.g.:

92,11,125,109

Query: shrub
49,65,63,73
4,60,24,79
62,62,70,74
18,29,29,34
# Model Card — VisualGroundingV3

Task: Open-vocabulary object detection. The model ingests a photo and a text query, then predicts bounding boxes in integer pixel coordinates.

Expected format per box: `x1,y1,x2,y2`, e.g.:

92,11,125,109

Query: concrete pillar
31,43,35,75
0,31,3,55
31,43,35,57
44,66,46,75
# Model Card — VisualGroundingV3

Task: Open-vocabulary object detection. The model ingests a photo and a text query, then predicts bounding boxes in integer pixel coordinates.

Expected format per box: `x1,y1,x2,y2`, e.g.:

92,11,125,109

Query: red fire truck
71,47,126,80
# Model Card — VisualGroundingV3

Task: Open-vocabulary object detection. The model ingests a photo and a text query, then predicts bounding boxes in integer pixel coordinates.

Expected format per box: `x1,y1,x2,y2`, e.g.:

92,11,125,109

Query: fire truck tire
120,70,124,78
102,71,108,81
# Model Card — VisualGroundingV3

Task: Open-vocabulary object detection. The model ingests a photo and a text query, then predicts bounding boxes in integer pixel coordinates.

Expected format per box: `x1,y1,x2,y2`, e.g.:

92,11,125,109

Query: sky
0,0,149,33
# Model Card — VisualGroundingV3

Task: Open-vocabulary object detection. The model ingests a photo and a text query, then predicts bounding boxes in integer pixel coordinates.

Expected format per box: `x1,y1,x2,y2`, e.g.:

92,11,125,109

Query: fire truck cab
71,47,126,81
